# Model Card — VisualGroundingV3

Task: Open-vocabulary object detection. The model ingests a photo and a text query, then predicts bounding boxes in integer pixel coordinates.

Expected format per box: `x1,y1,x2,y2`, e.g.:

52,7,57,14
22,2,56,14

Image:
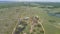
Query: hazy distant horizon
0,0,60,2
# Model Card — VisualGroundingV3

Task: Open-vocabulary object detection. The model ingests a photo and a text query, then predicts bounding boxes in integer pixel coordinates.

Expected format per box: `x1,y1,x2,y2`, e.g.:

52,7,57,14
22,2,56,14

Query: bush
48,20,56,23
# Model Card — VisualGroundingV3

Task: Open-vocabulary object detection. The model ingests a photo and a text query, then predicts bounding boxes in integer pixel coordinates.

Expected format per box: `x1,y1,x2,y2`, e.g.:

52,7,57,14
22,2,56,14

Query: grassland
0,2,60,34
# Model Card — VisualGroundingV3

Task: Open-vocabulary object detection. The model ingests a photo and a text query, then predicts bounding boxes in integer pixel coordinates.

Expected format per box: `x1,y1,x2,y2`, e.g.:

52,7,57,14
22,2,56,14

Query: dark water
48,13,60,18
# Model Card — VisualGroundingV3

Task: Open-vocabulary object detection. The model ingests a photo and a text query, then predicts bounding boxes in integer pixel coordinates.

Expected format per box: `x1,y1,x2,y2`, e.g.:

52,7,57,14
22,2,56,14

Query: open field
0,2,60,34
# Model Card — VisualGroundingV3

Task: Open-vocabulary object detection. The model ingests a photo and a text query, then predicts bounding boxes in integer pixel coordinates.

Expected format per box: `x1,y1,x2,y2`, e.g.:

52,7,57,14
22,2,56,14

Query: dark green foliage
0,11,3,14
48,20,56,23
37,24,41,27
55,12,60,14
31,33,33,34
33,29,36,32
40,30,44,33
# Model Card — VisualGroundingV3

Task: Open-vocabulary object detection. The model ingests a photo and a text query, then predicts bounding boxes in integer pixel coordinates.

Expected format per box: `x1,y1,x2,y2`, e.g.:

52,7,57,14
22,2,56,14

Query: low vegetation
0,2,60,34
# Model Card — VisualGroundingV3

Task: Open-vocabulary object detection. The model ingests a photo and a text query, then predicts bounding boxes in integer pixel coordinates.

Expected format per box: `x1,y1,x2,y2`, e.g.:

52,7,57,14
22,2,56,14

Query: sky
0,0,60,2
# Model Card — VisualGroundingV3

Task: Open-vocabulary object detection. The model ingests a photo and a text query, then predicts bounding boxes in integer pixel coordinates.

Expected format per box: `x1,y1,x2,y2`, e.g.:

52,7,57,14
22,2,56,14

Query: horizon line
2,1,60,2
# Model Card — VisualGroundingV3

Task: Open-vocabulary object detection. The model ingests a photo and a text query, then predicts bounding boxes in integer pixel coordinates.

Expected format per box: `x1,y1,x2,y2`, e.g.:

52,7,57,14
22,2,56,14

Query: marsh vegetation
0,2,60,34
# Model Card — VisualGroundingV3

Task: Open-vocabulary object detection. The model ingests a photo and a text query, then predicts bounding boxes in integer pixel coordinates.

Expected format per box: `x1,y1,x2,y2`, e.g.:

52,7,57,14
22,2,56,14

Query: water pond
48,13,60,18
